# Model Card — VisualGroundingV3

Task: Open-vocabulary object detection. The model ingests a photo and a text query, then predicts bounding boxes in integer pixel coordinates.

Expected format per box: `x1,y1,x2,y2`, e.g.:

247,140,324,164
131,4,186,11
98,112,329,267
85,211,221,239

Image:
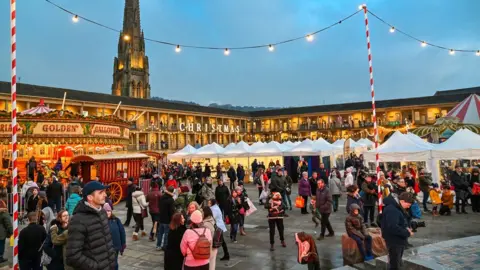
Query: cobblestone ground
3,182,480,270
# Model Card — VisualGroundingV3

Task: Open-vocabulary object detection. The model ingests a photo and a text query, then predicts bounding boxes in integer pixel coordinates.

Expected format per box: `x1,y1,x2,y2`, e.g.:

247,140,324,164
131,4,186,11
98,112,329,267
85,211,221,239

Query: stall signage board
34,122,83,135
0,122,19,135
91,124,122,137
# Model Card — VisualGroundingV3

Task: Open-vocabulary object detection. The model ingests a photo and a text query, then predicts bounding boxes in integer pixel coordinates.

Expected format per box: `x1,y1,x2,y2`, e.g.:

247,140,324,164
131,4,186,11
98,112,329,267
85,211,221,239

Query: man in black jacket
66,181,116,270
381,192,415,270
19,212,46,270
124,178,136,226
215,178,230,216
318,163,329,186
46,176,63,213
308,171,319,196
156,186,175,251
451,165,469,214
227,165,237,191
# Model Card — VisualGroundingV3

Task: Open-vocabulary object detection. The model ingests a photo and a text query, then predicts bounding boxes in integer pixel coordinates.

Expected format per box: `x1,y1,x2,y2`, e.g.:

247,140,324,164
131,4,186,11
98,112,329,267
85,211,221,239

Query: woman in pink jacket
180,210,212,270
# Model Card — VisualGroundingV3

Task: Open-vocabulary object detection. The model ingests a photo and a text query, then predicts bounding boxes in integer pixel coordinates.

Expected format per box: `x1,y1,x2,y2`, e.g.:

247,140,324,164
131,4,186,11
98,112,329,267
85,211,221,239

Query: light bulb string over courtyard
46,0,479,55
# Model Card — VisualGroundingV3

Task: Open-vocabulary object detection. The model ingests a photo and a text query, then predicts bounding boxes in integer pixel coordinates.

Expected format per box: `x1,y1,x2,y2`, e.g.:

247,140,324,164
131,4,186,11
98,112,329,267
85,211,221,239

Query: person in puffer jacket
345,204,374,261
65,186,82,216
104,203,126,270
66,181,116,270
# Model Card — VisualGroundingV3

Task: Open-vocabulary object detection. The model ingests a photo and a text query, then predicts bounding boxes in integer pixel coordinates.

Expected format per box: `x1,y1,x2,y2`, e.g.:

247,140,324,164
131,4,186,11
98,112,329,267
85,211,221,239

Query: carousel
412,94,480,142
0,99,131,186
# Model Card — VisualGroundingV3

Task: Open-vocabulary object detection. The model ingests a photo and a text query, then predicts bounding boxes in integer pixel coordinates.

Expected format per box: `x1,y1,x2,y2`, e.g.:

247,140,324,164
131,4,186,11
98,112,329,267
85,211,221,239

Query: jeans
239,215,245,227
387,245,404,269
115,251,119,270
230,223,239,241
150,213,160,238
124,205,133,226
422,191,430,211
220,232,229,257
19,257,42,270
363,206,375,224
320,213,334,236
230,180,235,192
0,239,4,258
284,193,292,209
133,213,144,233
48,198,62,213
156,223,170,248
349,234,373,257
332,195,340,211
268,218,285,245
281,191,288,209
456,197,467,212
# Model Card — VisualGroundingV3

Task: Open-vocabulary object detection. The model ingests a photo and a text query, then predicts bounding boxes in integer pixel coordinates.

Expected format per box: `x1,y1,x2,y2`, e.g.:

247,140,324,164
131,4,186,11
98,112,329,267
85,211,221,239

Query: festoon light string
45,0,479,56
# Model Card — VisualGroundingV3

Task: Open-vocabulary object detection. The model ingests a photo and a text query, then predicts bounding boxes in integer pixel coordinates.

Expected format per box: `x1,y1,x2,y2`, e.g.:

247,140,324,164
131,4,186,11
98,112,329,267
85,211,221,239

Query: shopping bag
245,198,257,217
225,216,230,225
295,196,305,208
259,190,268,203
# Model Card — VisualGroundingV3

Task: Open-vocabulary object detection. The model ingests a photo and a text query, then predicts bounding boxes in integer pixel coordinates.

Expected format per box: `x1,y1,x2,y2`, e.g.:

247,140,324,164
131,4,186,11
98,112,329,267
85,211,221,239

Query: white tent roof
405,133,435,149
313,138,343,155
221,141,251,157
283,139,315,156
250,141,285,157
224,142,236,150
363,131,432,161
250,141,265,150
191,142,225,158
168,144,197,158
357,138,374,147
332,139,345,146
433,129,480,159
281,141,296,149
283,138,342,156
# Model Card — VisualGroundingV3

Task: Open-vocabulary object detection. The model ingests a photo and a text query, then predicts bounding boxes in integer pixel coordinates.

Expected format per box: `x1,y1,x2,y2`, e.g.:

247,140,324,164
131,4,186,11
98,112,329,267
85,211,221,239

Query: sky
0,0,479,107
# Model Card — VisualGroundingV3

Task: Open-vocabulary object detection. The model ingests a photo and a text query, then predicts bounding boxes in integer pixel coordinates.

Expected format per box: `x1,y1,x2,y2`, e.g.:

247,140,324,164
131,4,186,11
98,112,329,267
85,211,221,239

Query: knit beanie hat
190,210,203,224
103,203,112,212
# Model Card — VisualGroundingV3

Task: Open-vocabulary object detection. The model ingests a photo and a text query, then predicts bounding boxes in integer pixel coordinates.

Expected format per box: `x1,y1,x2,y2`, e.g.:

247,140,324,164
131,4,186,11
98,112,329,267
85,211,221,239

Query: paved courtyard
2,182,480,269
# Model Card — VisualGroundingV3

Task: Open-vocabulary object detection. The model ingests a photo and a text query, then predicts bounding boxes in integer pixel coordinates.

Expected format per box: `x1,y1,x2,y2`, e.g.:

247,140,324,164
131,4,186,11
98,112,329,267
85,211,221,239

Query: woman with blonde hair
186,201,201,228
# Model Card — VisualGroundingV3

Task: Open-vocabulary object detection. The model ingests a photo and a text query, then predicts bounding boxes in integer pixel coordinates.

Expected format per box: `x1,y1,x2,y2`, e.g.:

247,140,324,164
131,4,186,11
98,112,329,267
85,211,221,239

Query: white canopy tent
283,139,315,156
363,131,432,162
313,138,344,155
168,144,197,159
332,139,345,147
191,142,225,158
250,141,285,157
224,142,237,151
357,138,374,148
221,141,251,157
433,129,480,159
405,132,435,149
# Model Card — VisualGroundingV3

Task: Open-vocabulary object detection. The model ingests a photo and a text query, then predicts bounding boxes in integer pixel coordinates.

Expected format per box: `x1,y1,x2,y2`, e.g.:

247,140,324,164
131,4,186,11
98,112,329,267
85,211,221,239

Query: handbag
135,196,148,218
295,196,305,208
239,207,245,215
245,198,257,217
39,239,52,266
225,216,230,225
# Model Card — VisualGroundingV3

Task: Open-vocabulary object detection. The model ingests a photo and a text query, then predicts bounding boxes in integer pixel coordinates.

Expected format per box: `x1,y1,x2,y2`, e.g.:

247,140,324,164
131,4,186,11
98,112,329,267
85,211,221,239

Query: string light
123,34,130,41
45,0,479,56
268,44,275,52
224,48,230,56
72,15,79,23
449,49,455,55
175,45,181,53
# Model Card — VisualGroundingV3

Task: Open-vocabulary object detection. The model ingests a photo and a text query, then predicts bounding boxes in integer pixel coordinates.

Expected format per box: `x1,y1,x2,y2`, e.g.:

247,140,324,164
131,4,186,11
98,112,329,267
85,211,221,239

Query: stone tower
112,0,151,99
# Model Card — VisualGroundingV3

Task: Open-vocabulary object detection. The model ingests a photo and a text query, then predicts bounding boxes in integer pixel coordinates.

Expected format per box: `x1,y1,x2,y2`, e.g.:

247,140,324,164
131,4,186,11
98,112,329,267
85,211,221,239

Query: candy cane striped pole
361,5,382,213
11,0,19,269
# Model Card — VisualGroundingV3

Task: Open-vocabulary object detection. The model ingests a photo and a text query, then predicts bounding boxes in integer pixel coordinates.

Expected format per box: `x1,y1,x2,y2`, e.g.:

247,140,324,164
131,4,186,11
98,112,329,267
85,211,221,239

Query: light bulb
72,15,79,23
175,45,181,53
476,50,480,56
268,44,275,52
421,41,427,47
224,48,230,56
389,27,395,33
306,34,314,42
449,49,455,55
123,34,131,41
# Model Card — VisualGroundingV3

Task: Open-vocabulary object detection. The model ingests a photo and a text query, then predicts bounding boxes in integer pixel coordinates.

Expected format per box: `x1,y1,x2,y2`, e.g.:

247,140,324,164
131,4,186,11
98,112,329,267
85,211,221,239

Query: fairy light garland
44,0,479,56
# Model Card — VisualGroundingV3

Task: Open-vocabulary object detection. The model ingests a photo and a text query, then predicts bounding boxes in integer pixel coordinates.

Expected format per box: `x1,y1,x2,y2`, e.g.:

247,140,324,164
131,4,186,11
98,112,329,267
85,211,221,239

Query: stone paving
2,182,480,269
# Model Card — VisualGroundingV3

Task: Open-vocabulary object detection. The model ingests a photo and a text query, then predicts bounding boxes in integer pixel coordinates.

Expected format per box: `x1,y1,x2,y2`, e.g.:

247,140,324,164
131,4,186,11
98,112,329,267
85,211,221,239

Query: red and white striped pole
361,5,382,213
11,0,19,269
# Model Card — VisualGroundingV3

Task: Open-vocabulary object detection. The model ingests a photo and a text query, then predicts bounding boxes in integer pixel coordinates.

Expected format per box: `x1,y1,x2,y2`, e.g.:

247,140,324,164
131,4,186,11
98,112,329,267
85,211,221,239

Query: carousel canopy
168,144,197,158
21,99,54,115
221,141,251,157
363,131,432,162
433,128,480,159
446,94,480,124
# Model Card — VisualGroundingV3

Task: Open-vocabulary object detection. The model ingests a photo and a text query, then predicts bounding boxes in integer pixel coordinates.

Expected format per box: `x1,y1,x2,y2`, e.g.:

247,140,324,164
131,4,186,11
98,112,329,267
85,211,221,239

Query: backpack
212,224,223,248
253,176,261,186
188,228,211,260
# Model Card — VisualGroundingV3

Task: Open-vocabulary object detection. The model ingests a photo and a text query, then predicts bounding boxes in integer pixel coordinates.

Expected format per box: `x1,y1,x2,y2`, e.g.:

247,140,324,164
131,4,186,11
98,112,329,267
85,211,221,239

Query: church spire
112,0,150,99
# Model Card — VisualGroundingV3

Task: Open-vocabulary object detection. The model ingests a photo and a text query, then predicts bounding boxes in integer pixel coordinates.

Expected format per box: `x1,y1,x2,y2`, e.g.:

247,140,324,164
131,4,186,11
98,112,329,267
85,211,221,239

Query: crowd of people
0,152,478,270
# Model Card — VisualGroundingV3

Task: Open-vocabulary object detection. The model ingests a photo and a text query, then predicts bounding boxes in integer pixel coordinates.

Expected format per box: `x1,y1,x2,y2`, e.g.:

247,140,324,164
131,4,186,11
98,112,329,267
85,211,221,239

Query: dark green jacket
0,209,12,240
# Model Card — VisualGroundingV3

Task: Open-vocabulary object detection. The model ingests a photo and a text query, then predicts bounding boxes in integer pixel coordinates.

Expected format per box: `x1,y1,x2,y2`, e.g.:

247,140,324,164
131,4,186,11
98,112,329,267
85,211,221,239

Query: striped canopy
446,94,480,124
21,99,54,115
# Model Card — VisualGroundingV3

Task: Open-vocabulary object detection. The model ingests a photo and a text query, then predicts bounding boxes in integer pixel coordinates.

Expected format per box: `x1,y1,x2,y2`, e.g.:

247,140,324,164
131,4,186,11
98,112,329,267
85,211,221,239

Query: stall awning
71,153,149,162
